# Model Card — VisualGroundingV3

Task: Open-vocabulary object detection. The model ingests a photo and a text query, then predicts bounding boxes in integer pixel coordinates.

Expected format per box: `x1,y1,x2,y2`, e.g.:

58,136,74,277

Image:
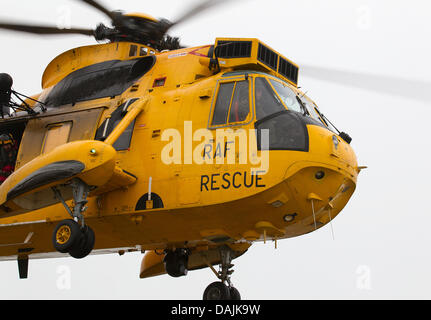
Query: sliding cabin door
16,107,104,169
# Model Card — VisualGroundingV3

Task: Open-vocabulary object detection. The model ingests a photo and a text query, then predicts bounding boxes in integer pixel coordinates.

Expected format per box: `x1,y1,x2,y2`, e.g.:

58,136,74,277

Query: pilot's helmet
0,134,13,146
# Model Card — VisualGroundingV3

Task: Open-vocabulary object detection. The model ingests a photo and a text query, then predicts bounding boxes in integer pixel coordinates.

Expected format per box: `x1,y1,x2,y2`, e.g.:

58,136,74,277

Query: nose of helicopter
282,124,359,233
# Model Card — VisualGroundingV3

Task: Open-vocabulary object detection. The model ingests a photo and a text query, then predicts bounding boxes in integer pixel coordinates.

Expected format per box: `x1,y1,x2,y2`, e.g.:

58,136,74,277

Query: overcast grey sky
0,0,430,299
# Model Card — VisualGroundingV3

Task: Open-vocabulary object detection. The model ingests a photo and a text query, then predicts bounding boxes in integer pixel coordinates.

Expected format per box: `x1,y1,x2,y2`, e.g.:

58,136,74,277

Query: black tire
203,281,231,300
229,286,241,300
52,219,82,253
69,225,95,259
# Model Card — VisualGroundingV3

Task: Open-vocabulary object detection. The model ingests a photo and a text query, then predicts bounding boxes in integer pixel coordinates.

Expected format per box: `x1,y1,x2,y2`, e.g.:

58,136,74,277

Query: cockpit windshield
300,95,337,133
298,95,326,124
248,73,343,151
255,75,321,124
268,79,303,114
254,77,285,120
258,75,335,130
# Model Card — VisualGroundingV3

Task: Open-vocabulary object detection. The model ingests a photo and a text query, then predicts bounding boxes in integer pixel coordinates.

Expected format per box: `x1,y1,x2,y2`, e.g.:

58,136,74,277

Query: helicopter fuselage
0,39,358,277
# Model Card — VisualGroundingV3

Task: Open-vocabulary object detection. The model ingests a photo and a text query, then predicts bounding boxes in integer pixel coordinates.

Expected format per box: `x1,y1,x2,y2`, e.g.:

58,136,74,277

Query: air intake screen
278,57,299,84
257,43,278,71
214,38,299,86
216,41,252,58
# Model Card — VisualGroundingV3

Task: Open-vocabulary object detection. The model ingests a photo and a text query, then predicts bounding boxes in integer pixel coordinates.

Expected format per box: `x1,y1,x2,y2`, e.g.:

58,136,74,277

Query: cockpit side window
255,77,285,120
211,82,235,125
211,80,250,126
228,81,250,123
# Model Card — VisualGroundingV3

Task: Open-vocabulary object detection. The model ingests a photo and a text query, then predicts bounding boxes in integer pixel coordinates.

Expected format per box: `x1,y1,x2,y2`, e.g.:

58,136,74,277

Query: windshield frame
265,77,304,114
208,75,254,130
299,93,338,133
263,74,336,131
217,71,336,132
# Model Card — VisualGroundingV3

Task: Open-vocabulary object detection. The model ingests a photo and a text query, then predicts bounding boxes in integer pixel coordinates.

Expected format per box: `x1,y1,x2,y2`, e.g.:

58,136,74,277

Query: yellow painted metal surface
0,38,360,267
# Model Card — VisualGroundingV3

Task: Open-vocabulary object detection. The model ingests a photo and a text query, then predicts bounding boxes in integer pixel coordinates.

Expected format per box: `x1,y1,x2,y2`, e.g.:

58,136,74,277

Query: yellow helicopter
0,0,361,300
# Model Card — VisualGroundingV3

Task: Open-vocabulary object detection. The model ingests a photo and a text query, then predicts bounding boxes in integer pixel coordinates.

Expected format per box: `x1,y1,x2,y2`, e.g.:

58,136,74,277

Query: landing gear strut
51,179,95,259
203,245,241,300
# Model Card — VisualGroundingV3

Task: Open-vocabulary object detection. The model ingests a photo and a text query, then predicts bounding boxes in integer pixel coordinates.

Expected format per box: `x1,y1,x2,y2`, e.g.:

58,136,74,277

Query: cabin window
211,80,250,126
42,122,72,154
129,45,138,57
254,77,285,120
95,99,138,151
43,57,156,107
112,119,136,151
63,67,132,104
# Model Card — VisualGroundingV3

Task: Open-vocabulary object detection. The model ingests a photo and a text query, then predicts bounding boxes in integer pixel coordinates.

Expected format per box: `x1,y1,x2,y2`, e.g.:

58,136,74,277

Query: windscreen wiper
319,112,352,144
295,95,309,116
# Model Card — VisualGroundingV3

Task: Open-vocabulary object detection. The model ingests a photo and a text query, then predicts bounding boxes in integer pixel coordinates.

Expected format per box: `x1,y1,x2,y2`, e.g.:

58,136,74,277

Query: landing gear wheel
203,281,231,300
52,179,95,259
202,245,242,300
68,225,95,259
52,219,82,253
229,286,241,300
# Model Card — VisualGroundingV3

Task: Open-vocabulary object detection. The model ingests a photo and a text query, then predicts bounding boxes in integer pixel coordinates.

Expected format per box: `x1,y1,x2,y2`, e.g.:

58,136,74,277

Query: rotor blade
0,22,94,36
80,0,116,21
300,65,431,103
168,0,233,29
